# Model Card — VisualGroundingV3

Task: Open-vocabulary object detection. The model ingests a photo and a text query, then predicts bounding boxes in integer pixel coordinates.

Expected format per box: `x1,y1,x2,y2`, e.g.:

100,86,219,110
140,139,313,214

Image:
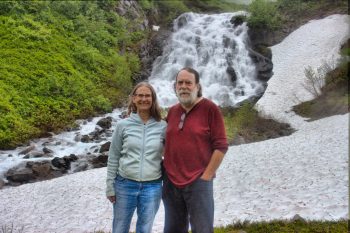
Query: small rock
292,214,306,222
18,145,35,155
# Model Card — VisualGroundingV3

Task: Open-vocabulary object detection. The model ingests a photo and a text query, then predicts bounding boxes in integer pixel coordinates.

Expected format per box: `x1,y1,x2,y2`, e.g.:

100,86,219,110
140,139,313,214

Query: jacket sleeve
106,122,123,196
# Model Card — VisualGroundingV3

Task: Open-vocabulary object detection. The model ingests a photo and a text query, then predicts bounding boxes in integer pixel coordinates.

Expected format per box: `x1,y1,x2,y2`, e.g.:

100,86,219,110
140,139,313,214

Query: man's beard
176,89,198,107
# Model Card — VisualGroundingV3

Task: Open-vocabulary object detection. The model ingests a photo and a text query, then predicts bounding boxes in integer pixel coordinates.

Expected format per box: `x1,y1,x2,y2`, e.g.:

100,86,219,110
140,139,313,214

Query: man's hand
107,195,116,204
200,149,225,181
200,173,212,181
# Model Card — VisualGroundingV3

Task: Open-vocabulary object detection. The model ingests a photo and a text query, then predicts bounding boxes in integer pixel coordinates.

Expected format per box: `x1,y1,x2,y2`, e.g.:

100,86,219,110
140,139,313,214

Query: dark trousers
162,174,214,233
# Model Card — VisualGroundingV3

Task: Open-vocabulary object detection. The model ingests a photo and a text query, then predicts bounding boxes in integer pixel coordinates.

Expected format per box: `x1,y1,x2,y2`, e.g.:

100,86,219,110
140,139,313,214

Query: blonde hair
127,82,162,121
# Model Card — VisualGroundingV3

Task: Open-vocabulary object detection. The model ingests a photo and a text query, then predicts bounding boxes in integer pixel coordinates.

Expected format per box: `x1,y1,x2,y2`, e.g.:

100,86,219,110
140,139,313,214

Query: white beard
176,89,198,107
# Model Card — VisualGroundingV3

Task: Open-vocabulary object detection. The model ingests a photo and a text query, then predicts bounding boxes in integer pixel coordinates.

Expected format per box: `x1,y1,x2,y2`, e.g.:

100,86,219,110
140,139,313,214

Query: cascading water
0,11,266,184
149,12,264,107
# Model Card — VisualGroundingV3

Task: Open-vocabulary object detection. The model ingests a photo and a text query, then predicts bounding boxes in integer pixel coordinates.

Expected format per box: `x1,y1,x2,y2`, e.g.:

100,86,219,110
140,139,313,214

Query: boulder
249,48,273,82
99,141,111,153
81,135,91,143
226,66,237,83
51,157,70,170
18,145,35,155
6,168,35,183
0,179,5,189
230,15,246,27
91,154,108,168
96,117,112,129
43,147,54,154
31,163,52,178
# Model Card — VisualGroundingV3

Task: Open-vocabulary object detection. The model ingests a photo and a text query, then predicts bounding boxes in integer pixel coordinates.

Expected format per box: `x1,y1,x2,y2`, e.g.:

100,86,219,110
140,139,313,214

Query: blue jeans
112,175,162,233
162,174,214,233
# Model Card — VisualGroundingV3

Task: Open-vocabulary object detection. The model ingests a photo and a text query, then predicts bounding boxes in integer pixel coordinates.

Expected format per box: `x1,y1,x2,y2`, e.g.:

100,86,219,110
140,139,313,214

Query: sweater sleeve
209,104,228,154
106,122,123,196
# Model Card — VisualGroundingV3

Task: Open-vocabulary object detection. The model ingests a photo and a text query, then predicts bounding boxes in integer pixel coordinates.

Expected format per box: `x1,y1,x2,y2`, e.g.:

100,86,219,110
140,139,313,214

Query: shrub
223,102,257,143
302,60,337,97
154,0,189,25
247,0,281,30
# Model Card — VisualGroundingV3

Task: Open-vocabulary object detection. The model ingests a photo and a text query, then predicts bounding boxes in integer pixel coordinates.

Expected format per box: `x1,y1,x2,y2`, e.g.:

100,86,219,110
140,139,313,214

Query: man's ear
173,82,176,93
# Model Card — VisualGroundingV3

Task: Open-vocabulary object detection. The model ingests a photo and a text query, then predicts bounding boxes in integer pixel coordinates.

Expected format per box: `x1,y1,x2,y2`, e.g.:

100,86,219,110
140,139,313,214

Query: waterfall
0,12,266,183
149,12,264,107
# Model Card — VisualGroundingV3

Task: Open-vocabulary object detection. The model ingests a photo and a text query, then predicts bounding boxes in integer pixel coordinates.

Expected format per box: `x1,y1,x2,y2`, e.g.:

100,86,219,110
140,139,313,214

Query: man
163,67,228,233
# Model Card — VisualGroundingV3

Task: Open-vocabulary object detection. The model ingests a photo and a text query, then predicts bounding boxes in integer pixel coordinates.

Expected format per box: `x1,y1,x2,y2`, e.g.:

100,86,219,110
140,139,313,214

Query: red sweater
164,98,228,187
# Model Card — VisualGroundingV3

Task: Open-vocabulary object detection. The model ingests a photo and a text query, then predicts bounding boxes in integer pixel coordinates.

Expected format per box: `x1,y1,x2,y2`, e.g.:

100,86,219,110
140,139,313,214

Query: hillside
0,0,348,150
0,1,143,149
0,13,348,232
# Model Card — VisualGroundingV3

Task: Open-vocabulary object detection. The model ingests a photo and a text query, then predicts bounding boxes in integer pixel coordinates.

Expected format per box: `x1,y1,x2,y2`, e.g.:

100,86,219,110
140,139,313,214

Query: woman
106,82,166,233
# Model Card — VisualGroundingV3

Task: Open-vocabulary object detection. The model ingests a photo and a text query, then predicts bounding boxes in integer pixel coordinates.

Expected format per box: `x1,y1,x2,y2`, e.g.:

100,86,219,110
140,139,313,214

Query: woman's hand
107,195,116,204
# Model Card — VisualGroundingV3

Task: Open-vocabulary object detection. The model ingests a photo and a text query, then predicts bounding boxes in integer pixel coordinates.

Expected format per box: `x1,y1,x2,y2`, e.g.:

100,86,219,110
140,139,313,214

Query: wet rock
43,147,53,154
230,15,246,27
0,179,5,189
89,127,104,141
51,157,71,170
176,14,188,28
6,168,35,183
68,154,78,161
99,141,111,153
31,162,51,177
18,145,35,155
222,36,231,48
71,161,89,173
91,154,108,168
23,150,45,159
249,48,273,82
226,66,237,83
81,135,91,143
97,117,112,129
292,214,306,222
74,134,81,142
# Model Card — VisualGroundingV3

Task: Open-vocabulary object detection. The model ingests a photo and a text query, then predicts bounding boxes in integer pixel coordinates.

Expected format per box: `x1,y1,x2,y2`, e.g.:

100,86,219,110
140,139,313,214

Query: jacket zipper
140,123,146,181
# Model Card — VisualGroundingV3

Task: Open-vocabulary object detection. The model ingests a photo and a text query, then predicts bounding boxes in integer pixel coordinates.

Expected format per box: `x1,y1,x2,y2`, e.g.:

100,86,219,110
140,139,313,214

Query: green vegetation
183,0,244,13
1,0,347,151
247,0,281,30
139,0,245,26
0,1,144,149
213,219,348,233
91,219,347,233
246,0,348,31
223,102,256,144
248,0,280,30
155,0,189,24
277,0,348,25
223,102,293,145
293,40,349,120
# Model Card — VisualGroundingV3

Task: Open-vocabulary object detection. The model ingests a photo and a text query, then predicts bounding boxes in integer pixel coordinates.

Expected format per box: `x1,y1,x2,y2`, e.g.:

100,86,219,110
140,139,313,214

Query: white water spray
149,12,264,107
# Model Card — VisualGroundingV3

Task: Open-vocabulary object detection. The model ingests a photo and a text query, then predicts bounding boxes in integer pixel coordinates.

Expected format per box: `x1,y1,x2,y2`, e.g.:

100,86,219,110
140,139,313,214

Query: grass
90,219,348,233
213,219,348,233
223,102,294,145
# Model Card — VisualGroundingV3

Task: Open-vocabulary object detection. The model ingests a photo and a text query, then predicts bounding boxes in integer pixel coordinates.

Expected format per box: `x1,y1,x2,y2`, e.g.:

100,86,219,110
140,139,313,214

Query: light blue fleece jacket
106,113,167,196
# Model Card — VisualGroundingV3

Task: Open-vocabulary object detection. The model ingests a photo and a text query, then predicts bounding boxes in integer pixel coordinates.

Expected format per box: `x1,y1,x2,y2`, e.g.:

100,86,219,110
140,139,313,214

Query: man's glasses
134,94,152,99
178,113,186,130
